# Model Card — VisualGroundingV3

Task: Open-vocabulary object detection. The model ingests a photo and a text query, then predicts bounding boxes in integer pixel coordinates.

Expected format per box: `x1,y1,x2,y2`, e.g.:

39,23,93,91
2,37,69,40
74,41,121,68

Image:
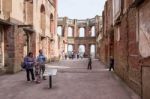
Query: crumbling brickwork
0,0,58,73
98,0,150,98
57,16,102,58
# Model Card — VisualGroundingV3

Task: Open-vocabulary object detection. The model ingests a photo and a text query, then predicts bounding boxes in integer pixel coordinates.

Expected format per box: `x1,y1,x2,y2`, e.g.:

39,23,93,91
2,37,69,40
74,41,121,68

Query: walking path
0,59,140,99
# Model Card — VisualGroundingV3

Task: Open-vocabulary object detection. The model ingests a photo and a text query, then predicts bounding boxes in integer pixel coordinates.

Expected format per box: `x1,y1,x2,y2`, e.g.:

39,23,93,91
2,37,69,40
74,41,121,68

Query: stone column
64,17,68,38
85,44,90,57
74,44,78,54
65,44,68,54
85,26,89,37
73,19,78,37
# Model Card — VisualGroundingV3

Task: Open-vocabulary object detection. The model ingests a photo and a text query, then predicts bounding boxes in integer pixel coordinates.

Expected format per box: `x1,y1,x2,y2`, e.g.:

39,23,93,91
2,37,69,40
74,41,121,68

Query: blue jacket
37,54,46,65
24,56,35,69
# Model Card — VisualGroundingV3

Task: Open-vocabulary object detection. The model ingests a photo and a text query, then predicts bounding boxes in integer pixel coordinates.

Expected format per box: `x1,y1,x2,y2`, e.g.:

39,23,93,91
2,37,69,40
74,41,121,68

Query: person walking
37,50,46,80
109,56,114,71
24,52,35,82
87,57,92,70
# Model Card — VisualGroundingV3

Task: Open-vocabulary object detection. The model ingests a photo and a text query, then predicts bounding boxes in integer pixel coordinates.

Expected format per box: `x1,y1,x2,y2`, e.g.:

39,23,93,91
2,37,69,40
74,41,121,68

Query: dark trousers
109,64,114,71
40,65,46,79
88,63,92,70
26,69,35,81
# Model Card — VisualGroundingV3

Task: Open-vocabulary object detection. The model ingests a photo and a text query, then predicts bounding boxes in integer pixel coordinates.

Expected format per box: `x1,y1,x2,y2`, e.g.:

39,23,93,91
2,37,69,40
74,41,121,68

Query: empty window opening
91,26,96,37
68,27,73,37
79,28,85,37
57,26,62,36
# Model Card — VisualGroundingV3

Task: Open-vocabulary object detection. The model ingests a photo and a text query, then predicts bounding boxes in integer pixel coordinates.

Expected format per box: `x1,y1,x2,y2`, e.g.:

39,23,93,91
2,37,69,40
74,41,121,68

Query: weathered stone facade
0,0,59,73
97,0,150,98
57,16,102,58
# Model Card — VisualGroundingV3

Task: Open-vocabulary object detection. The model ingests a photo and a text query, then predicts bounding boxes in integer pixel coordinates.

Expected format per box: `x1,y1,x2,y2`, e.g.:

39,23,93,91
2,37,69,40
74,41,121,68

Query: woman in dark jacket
24,52,35,81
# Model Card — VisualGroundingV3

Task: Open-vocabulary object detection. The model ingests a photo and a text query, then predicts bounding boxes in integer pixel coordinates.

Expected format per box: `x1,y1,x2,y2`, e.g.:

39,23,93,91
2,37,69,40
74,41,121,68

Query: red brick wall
127,8,141,95
99,0,150,96
114,14,128,81
100,0,113,65
4,25,37,73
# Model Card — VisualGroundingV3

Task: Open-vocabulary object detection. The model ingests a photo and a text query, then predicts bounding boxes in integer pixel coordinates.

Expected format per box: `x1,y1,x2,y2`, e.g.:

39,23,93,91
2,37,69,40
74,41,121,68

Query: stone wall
98,0,150,98
0,0,58,73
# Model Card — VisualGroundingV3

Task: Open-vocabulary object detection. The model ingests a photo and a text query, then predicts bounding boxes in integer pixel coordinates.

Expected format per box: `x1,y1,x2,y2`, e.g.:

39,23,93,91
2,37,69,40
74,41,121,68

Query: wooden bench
43,68,57,88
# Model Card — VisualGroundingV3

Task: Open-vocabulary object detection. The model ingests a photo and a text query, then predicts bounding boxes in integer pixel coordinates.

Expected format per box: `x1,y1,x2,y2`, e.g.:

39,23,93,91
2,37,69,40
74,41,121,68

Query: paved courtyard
0,59,140,99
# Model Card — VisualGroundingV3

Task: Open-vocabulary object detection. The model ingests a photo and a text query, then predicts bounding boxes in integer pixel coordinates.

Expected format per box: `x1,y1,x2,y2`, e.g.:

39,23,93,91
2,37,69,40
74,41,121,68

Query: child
35,62,41,84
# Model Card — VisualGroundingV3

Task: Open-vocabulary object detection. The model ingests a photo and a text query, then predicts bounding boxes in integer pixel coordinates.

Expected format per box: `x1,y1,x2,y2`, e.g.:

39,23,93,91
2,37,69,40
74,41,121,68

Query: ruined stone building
0,0,59,74
97,0,150,99
57,16,102,59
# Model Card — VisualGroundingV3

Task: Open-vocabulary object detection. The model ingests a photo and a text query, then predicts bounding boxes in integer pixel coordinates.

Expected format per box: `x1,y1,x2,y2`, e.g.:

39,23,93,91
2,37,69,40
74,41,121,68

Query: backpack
21,56,28,69
21,61,26,69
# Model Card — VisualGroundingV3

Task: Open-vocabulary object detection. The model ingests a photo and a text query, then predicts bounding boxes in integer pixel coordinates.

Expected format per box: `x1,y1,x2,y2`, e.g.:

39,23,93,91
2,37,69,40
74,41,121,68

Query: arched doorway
67,45,74,58
78,45,85,58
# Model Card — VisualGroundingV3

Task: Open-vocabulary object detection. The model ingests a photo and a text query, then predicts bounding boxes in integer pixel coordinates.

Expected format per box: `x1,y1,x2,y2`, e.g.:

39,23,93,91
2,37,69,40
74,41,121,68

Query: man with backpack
24,52,35,82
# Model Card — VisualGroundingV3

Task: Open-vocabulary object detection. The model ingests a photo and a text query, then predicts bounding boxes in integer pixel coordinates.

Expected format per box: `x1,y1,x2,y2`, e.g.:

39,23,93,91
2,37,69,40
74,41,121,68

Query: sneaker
36,81,41,84
43,78,46,80
31,80,36,82
27,81,31,83
43,77,46,80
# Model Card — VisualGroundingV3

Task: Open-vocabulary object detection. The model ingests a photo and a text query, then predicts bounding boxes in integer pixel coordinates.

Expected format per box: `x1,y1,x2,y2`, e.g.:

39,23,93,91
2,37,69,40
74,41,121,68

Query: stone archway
78,45,85,58
67,44,74,58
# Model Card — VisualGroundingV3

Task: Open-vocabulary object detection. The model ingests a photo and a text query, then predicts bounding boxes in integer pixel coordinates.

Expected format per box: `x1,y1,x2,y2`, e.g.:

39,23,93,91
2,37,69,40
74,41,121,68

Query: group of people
64,52,86,60
22,50,46,84
23,50,114,83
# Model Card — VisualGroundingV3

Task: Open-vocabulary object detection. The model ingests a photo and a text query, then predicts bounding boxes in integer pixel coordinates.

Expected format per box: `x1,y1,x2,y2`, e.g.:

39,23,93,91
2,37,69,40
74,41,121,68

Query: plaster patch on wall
139,3,150,58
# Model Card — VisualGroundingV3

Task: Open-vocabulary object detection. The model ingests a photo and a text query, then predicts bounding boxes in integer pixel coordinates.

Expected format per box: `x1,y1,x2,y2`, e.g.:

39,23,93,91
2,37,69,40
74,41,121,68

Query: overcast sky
58,0,106,19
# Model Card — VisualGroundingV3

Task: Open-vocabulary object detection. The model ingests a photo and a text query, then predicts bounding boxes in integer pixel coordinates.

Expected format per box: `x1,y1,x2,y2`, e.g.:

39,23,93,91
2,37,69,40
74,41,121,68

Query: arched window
78,45,85,57
50,14,54,34
79,28,85,37
91,26,95,37
90,45,96,58
68,45,73,52
79,45,85,53
68,27,73,37
57,26,62,36
67,44,74,57
40,4,46,33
